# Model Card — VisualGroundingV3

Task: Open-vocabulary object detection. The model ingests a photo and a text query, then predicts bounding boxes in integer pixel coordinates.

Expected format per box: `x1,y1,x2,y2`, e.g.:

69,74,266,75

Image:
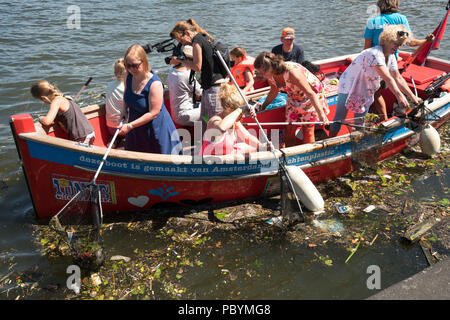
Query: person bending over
329,25,421,137
31,80,95,145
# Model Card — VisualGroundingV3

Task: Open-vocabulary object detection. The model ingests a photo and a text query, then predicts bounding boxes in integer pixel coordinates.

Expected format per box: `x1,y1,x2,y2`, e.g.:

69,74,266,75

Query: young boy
229,47,255,93
105,58,126,139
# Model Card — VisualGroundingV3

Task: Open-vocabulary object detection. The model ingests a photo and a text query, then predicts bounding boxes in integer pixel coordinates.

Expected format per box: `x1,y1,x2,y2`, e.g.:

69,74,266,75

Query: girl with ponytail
254,52,329,147
30,80,95,145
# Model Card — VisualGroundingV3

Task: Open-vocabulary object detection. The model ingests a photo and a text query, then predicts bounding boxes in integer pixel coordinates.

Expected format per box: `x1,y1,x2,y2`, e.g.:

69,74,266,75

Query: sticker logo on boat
51,175,117,204
149,185,179,201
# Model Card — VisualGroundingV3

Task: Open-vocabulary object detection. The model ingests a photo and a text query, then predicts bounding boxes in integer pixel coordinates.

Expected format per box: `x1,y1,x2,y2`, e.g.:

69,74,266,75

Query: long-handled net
48,122,122,270
49,184,104,270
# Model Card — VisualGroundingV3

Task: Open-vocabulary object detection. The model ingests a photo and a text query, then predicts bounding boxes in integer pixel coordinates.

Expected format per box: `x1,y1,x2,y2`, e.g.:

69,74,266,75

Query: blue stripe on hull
26,101,449,177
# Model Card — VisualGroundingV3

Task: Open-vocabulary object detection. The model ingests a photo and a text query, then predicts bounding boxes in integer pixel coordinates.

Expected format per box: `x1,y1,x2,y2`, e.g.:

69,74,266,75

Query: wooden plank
419,239,440,266
403,217,439,243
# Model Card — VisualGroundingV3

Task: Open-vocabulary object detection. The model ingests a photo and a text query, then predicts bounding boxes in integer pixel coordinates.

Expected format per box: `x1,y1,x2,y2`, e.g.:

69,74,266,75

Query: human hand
118,123,131,136
253,102,262,111
321,116,330,126
169,56,180,65
425,33,435,42
240,104,255,117
248,104,257,118
398,95,410,111
412,96,422,105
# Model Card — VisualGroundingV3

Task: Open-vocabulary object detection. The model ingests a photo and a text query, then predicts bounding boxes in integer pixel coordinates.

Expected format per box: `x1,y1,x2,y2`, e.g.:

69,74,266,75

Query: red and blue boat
9,51,450,219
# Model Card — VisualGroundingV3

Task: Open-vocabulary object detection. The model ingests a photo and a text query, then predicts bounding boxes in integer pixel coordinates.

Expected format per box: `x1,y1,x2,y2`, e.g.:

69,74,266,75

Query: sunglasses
397,31,409,37
126,61,142,69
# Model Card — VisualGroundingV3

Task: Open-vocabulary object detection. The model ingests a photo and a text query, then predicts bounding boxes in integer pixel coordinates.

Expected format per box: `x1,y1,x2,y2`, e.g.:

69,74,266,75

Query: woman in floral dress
254,52,329,147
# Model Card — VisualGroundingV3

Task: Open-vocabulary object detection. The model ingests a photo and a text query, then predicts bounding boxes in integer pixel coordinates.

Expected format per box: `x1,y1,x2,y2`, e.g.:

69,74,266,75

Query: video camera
142,39,185,65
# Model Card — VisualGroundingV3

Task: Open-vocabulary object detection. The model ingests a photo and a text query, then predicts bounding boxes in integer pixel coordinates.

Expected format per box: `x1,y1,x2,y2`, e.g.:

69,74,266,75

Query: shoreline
1,123,448,300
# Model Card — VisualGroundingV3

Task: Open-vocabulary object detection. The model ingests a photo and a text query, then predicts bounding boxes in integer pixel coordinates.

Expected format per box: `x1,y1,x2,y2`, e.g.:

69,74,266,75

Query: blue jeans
329,93,369,137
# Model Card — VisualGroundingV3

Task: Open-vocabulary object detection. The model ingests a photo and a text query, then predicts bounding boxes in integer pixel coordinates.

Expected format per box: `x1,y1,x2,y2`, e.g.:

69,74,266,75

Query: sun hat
281,27,295,39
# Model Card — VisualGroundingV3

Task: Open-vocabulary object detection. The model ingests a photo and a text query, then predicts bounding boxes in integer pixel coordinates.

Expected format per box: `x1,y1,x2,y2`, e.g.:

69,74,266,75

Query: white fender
419,124,441,156
285,165,324,212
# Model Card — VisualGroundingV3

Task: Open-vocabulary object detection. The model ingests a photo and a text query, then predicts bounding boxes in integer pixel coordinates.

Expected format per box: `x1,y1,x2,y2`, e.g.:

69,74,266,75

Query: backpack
209,39,231,78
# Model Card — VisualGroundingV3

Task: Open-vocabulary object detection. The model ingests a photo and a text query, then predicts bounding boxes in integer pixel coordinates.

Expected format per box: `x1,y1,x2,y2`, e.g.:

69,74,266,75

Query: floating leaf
254,259,263,268
215,212,228,220
153,266,162,279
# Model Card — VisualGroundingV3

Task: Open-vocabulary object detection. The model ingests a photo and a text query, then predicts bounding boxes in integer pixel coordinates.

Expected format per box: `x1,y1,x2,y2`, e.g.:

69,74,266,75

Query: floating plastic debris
313,219,344,233
333,202,351,214
363,205,376,213
266,216,283,227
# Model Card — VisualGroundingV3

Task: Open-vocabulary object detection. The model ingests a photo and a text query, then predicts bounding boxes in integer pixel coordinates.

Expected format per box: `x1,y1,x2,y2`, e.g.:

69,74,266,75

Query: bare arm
211,108,242,133
235,121,264,147
39,96,66,126
364,38,373,50
171,42,202,72
373,65,410,109
260,79,279,110
242,68,255,93
203,109,243,143
119,79,164,135
390,69,420,103
406,34,435,47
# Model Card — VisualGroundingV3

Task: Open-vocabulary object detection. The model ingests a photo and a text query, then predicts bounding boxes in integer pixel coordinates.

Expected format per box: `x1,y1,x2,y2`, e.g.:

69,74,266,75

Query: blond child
200,83,264,155
229,47,255,93
31,80,95,145
105,58,126,137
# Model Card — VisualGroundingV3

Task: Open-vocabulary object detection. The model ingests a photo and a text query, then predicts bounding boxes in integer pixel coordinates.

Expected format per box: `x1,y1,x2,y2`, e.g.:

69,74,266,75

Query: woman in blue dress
119,44,182,155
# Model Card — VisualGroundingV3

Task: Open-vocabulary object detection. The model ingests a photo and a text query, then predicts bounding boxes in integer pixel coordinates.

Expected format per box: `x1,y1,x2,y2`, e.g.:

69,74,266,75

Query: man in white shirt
167,46,202,127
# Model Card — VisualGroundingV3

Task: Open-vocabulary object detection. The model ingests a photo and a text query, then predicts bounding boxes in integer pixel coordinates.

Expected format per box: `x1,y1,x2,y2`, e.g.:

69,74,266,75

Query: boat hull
10,53,450,219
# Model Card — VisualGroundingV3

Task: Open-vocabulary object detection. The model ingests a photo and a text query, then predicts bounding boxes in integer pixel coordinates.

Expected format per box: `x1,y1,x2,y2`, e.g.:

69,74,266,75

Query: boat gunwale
18,85,450,167
15,52,450,169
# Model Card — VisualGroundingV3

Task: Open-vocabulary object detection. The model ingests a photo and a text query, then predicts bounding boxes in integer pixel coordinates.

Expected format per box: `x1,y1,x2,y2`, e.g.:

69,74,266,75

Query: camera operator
167,45,202,127
169,18,228,132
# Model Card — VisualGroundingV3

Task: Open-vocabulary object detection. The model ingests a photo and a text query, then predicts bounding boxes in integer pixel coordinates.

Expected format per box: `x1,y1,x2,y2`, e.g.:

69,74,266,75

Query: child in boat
31,80,95,145
200,83,265,155
229,47,255,93
105,58,126,139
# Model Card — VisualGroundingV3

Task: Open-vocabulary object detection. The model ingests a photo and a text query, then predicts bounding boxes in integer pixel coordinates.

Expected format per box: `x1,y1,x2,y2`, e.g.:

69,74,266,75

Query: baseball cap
282,27,295,39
